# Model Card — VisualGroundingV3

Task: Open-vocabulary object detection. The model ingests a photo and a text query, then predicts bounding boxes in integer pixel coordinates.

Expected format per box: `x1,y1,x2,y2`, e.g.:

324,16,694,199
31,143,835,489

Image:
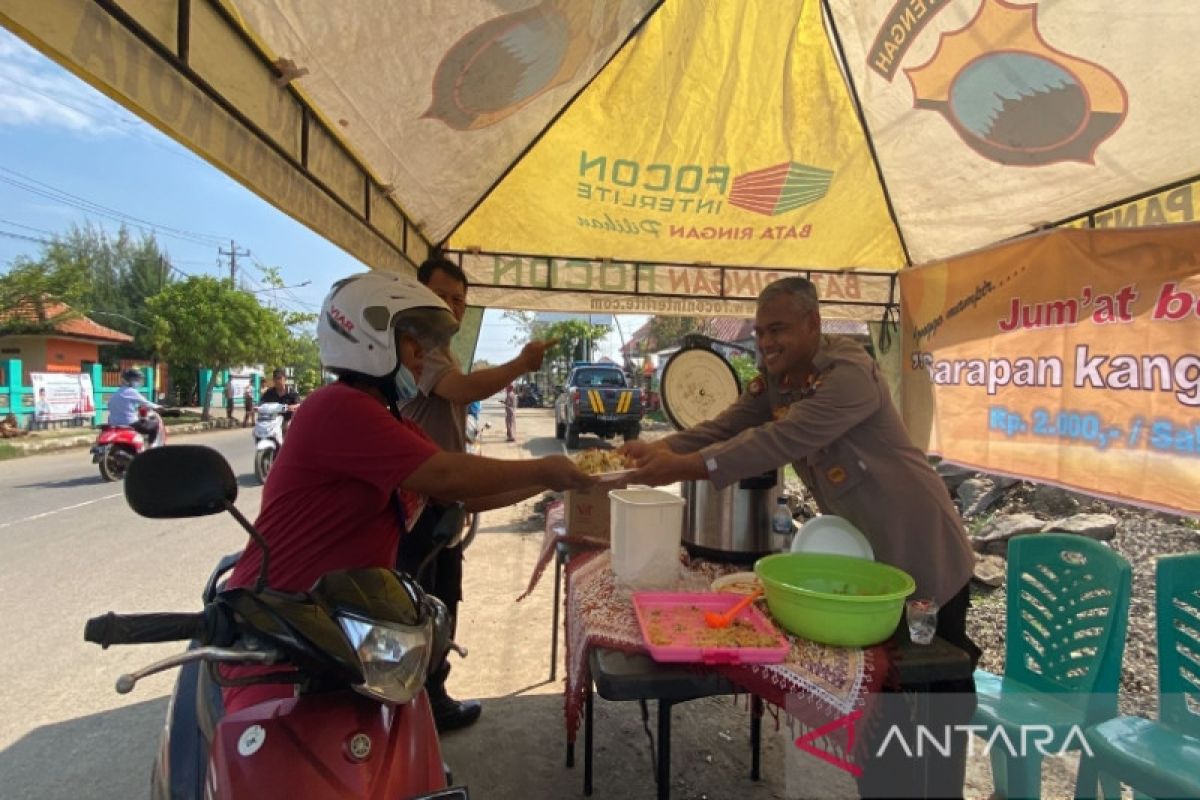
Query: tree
728,353,760,386
641,316,705,352
145,276,290,419
0,222,173,361
501,309,543,343
285,331,323,394
0,258,90,334
539,319,611,384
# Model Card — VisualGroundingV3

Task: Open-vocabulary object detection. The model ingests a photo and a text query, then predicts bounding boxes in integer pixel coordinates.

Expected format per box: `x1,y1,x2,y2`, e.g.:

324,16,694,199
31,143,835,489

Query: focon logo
577,151,833,219
573,151,835,241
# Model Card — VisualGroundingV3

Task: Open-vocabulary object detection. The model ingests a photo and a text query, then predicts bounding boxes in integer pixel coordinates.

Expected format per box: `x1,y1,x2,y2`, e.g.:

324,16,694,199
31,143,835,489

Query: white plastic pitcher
609,486,686,590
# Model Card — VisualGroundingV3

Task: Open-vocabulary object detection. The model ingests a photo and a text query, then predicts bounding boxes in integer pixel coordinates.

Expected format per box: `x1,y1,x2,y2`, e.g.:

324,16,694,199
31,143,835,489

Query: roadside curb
2,418,244,457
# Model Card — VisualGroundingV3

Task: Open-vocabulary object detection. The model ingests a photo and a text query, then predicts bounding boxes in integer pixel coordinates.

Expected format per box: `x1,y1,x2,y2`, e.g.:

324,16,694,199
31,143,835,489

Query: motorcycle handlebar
84,611,207,649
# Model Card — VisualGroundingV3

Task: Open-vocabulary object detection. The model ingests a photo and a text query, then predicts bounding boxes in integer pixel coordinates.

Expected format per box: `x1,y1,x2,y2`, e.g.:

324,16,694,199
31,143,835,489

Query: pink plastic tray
632,591,790,664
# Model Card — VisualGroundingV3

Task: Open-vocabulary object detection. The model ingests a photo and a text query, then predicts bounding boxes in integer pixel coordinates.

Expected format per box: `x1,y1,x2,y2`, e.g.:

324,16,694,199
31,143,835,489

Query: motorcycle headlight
336,614,433,704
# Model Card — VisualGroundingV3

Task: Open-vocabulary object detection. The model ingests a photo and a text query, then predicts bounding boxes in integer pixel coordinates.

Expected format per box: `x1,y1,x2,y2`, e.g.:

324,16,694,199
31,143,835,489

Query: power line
0,229,51,245
0,217,58,236
0,165,229,247
0,73,199,166
0,227,193,280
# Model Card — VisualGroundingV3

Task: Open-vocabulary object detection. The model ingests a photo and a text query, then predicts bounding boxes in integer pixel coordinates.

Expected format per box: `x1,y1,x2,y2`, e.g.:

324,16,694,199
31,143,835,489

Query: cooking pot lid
660,345,742,430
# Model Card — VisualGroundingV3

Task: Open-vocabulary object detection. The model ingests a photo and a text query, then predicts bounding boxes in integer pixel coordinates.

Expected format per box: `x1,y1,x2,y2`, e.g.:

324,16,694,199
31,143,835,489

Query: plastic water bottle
771,497,794,552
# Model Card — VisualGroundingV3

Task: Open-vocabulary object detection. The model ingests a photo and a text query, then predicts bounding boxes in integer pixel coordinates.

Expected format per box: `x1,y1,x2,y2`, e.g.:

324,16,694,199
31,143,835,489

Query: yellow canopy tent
5,0,1195,318
3,0,1198,510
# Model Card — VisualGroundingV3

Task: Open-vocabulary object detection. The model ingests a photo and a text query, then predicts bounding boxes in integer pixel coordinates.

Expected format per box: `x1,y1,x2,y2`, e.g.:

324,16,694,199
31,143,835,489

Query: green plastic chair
972,534,1131,800
1080,552,1200,800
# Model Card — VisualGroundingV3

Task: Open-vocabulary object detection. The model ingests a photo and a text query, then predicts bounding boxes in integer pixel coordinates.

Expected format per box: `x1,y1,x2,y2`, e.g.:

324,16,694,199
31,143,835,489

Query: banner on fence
30,372,95,421
901,225,1200,515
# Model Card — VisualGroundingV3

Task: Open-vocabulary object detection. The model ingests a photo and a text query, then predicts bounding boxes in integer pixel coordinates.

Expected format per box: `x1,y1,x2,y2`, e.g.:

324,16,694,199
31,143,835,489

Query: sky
0,30,642,365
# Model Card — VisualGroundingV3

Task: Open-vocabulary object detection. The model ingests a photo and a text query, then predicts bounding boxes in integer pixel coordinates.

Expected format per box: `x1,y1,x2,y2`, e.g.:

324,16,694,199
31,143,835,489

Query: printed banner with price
900,225,1200,515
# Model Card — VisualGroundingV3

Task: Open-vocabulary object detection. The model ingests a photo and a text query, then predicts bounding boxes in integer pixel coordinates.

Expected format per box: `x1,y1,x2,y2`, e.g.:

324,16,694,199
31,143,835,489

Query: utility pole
219,240,250,287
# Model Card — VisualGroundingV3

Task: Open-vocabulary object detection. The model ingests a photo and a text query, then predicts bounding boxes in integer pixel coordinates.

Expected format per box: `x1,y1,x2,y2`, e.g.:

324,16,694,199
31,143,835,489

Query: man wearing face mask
221,271,593,714
398,255,557,732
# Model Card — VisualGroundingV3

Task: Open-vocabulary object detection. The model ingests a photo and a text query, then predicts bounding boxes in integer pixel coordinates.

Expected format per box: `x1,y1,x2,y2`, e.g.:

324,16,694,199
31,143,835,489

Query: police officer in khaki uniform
622,276,978,797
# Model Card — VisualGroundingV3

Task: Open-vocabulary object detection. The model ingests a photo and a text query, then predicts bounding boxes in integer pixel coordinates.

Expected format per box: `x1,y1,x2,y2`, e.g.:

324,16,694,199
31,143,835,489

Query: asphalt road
0,427,259,800
0,402,601,800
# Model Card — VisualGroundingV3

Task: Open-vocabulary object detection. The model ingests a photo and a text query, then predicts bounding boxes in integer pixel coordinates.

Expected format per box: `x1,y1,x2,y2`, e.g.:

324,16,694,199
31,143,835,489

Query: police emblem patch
748,376,765,396
826,466,847,484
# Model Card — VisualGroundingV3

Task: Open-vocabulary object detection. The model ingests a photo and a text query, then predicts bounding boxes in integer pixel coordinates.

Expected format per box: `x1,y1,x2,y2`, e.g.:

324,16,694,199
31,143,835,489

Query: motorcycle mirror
125,445,237,518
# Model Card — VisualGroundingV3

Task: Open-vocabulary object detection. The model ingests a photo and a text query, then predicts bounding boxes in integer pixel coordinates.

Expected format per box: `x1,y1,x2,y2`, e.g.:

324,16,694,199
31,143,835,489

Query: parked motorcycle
83,445,469,800
90,405,166,481
251,402,286,483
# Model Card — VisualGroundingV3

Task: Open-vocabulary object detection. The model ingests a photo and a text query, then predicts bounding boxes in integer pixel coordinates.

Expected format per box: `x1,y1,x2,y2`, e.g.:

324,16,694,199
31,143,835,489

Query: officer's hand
627,451,707,487
618,439,667,464
538,455,596,491
518,339,559,372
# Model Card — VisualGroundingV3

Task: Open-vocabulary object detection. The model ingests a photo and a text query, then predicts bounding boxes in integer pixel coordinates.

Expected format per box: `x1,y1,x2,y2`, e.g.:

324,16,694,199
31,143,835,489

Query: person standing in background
242,385,256,428
398,255,555,732
504,384,517,442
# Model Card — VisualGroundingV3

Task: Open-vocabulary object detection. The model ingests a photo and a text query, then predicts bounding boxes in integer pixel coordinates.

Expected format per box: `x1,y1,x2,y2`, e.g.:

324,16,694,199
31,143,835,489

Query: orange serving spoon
703,588,764,628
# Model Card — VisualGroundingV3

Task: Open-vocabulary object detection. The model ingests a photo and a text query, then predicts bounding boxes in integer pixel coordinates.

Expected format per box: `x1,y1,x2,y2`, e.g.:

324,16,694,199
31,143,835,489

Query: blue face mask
394,363,419,402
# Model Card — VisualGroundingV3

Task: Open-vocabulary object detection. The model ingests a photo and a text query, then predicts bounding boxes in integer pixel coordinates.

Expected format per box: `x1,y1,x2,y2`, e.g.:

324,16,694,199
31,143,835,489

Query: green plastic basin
754,553,916,647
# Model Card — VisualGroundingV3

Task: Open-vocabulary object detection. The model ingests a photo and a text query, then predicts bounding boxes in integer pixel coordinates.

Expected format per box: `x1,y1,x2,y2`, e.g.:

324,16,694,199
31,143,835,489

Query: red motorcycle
84,445,467,800
90,405,166,481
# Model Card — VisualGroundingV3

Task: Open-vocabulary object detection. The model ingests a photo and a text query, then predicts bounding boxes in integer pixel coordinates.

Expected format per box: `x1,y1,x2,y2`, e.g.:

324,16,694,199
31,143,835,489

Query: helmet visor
392,306,458,350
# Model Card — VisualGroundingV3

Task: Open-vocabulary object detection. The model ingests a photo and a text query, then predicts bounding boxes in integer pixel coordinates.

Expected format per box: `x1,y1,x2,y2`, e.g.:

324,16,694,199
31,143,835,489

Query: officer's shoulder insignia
747,376,765,396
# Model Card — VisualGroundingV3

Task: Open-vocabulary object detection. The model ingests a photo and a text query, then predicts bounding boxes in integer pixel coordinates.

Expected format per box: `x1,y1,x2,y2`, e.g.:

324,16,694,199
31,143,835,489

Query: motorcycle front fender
209,690,447,798
255,439,278,451
151,658,210,800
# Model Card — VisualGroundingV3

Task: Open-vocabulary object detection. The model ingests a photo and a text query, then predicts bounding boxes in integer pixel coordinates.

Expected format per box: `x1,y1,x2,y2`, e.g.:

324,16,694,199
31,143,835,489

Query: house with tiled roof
0,299,133,382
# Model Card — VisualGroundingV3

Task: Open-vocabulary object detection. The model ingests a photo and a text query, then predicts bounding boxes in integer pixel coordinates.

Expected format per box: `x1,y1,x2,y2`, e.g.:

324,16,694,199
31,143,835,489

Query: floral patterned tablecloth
563,550,889,744
517,500,606,602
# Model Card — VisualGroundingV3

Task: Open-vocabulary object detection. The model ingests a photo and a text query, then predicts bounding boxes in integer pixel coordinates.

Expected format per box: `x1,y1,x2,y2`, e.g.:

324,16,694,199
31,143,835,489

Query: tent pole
820,0,913,267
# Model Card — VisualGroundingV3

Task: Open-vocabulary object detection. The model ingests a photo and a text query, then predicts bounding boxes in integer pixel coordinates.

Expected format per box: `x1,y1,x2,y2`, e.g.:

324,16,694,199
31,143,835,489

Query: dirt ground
439,405,1084,800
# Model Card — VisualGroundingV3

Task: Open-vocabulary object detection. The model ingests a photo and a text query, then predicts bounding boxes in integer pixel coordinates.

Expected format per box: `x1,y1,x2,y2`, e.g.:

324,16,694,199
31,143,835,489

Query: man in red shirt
224,271,592,713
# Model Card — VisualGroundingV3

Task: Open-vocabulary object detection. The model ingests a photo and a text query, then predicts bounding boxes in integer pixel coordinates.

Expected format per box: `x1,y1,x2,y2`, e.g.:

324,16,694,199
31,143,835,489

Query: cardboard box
564,485,612,543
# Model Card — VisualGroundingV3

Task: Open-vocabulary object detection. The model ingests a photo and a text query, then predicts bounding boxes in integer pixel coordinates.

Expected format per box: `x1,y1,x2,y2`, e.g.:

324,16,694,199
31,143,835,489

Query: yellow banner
452,0,905,270
901,226,1200,515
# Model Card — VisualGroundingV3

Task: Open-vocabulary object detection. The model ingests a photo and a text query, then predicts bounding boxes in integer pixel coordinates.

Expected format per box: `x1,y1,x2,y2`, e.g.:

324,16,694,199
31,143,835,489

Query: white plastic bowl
790,515,874,560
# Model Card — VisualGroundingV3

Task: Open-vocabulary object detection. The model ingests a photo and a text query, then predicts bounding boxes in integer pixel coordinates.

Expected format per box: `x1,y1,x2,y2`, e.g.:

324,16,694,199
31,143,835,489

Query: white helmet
318,271,458,378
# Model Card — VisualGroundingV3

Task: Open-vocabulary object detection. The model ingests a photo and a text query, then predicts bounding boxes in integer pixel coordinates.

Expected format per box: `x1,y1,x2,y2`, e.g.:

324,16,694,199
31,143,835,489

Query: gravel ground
966,487,1200,716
